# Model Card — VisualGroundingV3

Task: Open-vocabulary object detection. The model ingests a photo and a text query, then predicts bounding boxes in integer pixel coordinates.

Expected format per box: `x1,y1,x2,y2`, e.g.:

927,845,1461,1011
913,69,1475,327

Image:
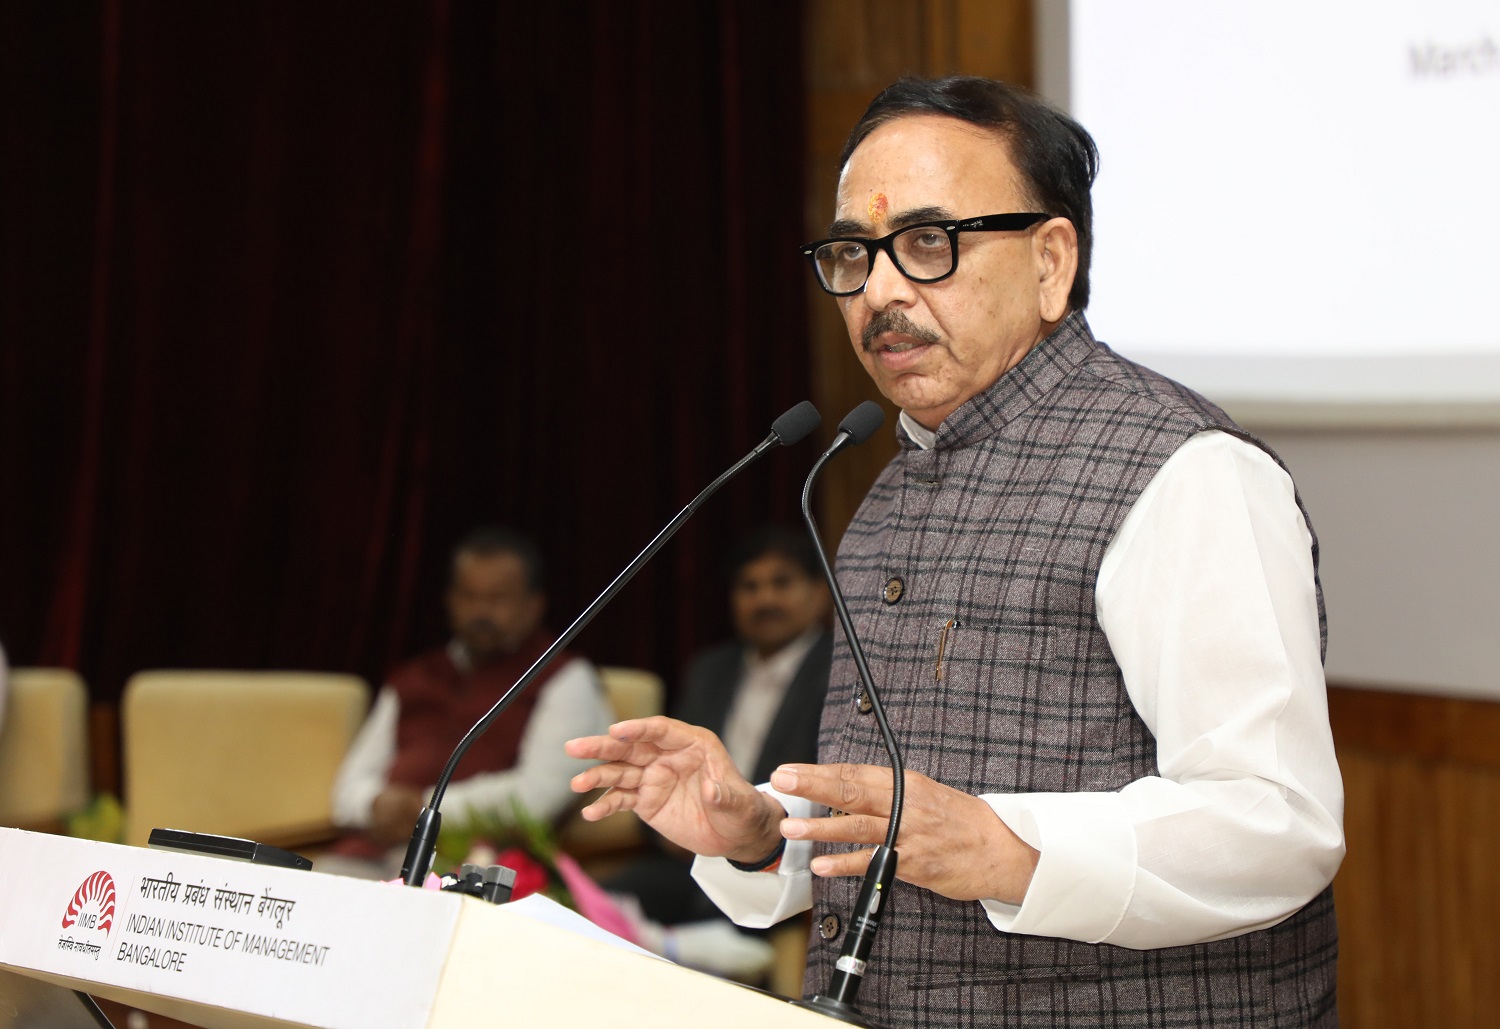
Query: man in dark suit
675,527,831,787
607,526,831,925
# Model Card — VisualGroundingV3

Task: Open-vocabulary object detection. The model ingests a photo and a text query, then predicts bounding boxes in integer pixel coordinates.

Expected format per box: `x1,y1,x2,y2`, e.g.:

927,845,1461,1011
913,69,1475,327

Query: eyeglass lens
814,225,954,294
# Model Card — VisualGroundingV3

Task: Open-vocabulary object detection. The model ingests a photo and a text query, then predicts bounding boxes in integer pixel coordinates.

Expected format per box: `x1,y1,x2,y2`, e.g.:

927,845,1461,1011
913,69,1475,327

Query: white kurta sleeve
441,658,614,824
330,686,399,829
980,430,1345,947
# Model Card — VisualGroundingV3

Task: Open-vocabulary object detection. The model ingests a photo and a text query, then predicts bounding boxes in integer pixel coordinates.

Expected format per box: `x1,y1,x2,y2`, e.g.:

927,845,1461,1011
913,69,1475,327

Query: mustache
862,309,940,352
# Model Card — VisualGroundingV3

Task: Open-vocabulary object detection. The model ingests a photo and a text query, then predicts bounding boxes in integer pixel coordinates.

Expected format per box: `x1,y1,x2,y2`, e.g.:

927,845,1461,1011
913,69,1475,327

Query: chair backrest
555,667,665,860
596,666,665,723
121,670,368,848
0,668,90,828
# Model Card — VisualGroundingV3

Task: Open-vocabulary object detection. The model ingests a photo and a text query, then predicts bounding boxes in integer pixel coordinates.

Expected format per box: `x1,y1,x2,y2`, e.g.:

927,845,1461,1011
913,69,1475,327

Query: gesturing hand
566,717,785,864
770,763,1040,905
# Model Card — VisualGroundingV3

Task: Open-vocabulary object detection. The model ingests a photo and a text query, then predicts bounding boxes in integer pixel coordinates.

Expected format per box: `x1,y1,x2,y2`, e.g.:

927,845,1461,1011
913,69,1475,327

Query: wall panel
803,0,1033,541
1330,685,1499,1026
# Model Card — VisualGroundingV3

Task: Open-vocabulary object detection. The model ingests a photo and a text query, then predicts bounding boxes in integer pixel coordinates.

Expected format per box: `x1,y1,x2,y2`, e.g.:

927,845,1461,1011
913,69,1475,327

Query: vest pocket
903,928,1106,991
937,619,1081,679
909,959,1104,989
923,619,1127,796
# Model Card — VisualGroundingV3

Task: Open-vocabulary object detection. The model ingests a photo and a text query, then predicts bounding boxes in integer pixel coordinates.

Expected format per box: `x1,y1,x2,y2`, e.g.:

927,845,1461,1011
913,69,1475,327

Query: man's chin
461,638,508,664
747,632,800,657
866,369,940,416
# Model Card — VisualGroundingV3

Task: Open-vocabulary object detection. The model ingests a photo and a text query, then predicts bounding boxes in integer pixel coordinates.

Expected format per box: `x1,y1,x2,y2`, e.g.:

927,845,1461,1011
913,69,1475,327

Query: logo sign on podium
0,830,459,1029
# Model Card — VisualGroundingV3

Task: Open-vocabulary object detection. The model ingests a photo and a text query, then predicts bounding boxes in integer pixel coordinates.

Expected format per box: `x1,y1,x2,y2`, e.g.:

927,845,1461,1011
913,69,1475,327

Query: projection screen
1036,0,1500,413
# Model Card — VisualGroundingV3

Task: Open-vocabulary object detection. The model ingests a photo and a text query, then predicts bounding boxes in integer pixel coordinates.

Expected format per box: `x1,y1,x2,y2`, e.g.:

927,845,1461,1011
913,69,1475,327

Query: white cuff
980,792,1136,943
689,784,816,929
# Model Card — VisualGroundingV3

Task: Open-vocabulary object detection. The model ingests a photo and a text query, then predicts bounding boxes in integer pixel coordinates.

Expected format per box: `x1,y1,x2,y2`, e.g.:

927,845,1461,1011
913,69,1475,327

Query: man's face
730,553,829,659
445,551,545,664
832,114,1074,429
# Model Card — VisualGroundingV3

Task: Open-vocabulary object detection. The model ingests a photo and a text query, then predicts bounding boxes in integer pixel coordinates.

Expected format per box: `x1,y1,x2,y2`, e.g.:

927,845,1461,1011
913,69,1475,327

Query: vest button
819,913,842,941
855,686,873,714
882,577,905,604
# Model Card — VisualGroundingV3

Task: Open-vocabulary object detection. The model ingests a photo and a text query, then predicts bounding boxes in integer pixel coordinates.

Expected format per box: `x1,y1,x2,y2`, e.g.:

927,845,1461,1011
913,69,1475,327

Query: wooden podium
0,828,830,1028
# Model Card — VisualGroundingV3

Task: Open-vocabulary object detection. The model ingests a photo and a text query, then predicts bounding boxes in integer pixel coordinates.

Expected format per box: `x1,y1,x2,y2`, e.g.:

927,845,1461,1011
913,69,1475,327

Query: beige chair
0,668,90,830
121,670,368,849
556,665,665,863
597,665,665,723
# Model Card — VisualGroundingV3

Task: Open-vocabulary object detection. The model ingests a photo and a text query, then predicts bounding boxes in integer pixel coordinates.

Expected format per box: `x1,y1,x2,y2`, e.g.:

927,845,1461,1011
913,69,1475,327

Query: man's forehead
453,549,528,585
737,552,809,581
827,203,954,238
833,113,1020,229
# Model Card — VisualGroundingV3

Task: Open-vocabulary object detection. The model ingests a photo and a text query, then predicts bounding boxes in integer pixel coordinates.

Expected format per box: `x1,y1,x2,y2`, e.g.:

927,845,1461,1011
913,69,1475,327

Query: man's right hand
566,717,785,864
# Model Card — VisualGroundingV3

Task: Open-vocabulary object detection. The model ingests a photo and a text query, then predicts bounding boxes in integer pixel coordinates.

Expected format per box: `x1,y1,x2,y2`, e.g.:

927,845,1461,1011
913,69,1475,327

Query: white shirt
693,427,1345,950
331,646,613,828
721,628,823,775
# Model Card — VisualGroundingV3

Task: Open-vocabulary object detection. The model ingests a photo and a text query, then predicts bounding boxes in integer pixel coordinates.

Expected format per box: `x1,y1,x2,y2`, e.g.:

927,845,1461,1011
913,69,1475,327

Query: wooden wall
1329,685,1499,1027
803,0,1033,540
801,5,1496,1024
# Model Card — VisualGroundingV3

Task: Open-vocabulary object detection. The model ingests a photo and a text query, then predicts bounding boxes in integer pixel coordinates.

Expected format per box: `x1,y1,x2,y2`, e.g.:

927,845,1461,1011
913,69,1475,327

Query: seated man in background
607,526,831,925
326,525,612,878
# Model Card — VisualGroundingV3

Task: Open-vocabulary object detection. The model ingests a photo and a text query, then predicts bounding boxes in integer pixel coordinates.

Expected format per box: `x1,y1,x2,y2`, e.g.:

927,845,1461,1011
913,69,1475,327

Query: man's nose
861,247,916,311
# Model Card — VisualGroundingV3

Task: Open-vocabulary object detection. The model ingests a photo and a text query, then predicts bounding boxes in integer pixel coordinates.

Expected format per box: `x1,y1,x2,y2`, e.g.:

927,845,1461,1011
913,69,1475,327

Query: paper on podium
500,893,660,960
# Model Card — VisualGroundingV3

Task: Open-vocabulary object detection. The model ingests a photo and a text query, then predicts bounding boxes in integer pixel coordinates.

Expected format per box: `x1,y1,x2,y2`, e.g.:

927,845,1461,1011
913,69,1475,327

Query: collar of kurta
895,309,1098,452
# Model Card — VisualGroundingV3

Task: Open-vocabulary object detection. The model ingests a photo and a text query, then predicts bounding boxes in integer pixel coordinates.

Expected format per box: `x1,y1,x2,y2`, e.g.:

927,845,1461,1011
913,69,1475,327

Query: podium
0,829,830,1028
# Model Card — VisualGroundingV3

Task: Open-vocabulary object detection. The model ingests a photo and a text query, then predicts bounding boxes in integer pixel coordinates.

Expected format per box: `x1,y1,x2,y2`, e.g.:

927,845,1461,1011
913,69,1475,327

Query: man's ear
1034,217,1079,323
527,591,547,621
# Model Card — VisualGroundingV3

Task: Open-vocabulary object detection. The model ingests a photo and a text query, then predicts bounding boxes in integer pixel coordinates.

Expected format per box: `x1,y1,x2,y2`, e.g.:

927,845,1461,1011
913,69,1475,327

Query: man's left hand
770,763,1040,906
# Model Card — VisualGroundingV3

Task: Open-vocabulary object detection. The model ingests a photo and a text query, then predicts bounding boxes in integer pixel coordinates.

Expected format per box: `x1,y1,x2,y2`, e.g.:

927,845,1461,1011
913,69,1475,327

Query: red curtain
0,2,811,704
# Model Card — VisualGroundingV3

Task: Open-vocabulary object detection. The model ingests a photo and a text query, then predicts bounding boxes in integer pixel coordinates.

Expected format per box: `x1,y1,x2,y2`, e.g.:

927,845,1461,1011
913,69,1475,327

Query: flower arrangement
433,799,642,945
434,799,573,908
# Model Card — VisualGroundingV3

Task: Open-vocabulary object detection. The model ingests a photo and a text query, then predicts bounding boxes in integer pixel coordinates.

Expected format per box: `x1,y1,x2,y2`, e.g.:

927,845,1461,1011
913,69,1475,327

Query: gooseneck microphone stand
790,401,901,1029
399,401,823,887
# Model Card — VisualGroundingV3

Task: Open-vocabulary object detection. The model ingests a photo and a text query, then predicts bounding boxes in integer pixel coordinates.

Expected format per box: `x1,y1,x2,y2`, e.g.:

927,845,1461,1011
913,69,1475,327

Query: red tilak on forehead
867,192,889,225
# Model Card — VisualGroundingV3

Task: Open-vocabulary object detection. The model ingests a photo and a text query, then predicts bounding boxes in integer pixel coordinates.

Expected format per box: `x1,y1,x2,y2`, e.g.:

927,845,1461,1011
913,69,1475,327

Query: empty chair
556,665,664,860
0,668,90,830
597,665,665,724
121,670,368,849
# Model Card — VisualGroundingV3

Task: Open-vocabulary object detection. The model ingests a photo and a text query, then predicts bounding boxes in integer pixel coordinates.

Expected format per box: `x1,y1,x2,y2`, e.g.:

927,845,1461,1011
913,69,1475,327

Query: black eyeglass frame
800,212,1053,296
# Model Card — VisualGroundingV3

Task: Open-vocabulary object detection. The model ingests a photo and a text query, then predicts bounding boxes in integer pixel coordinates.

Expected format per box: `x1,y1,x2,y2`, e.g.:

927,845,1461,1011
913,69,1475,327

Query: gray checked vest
804,313,1337,1028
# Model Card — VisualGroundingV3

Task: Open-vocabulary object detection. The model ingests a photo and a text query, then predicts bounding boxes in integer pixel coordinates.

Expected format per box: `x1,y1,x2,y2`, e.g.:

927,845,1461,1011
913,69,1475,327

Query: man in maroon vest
568,78,1342,1027
328,526,611,879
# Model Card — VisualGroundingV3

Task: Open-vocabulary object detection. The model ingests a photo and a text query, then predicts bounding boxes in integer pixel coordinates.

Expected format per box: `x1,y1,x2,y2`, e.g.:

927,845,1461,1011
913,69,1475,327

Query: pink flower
553,852,639,945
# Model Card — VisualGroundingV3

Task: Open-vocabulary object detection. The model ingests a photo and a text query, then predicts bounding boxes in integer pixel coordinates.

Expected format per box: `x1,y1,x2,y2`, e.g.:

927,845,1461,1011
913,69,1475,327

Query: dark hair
839,76,1099,311
451,525,546,594
725,526,820,584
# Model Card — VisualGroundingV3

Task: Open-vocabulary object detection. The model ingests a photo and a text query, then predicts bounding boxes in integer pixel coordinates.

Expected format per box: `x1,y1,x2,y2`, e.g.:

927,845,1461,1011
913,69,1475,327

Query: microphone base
399,807,442,887
790,995,885,1028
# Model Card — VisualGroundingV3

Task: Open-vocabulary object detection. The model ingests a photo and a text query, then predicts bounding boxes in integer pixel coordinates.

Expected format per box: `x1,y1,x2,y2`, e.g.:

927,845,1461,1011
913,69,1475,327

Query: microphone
399,401,822,886
791,400,901,1028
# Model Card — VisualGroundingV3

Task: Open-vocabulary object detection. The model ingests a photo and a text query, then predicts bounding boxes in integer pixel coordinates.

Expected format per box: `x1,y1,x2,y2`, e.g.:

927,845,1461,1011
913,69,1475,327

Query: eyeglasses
800,212,1052,296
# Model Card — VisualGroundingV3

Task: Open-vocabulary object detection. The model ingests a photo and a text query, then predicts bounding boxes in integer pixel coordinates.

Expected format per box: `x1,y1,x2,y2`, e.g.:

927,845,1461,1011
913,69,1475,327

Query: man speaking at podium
568,77,1343,1027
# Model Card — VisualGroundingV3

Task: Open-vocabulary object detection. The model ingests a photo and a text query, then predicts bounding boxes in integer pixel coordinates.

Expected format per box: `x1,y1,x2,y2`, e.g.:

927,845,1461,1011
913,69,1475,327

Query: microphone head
771,400,822,446
838,401,886,446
